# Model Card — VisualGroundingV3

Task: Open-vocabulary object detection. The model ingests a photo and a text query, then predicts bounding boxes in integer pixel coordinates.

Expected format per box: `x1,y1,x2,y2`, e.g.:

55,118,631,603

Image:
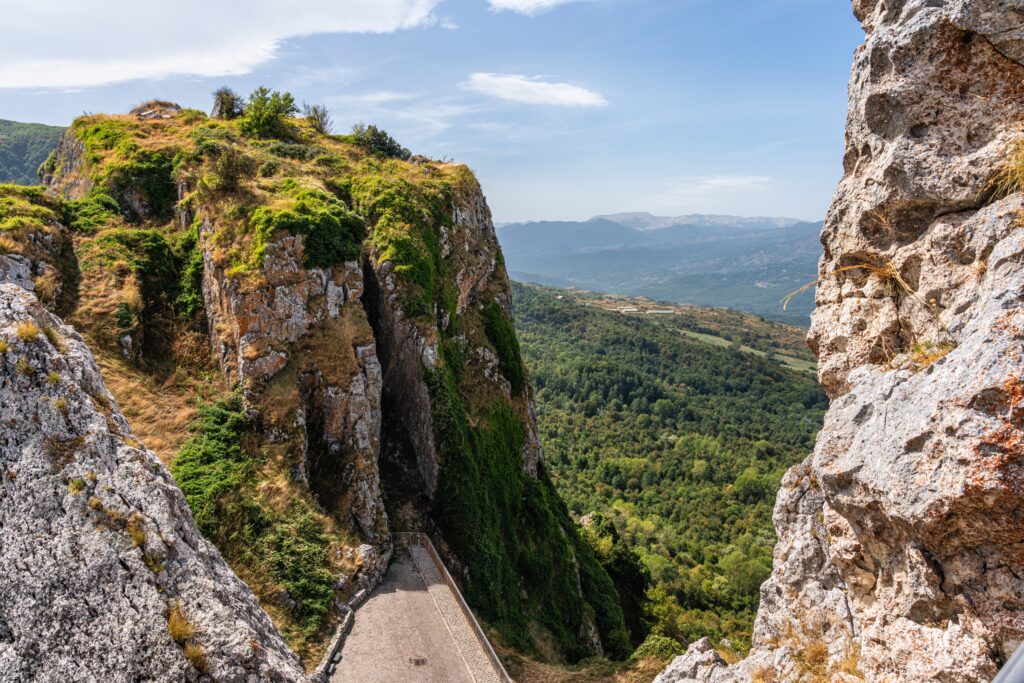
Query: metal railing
391,532,513,683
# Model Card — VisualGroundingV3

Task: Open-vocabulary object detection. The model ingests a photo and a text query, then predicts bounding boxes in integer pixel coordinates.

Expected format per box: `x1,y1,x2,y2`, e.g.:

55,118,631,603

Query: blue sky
0,0,862,223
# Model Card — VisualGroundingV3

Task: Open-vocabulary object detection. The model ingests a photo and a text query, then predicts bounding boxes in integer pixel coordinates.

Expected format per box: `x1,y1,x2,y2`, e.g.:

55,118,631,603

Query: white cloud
465,73,607,107
648,175,773,211
0,0,440,89
689,176,772,191
489,0,584,15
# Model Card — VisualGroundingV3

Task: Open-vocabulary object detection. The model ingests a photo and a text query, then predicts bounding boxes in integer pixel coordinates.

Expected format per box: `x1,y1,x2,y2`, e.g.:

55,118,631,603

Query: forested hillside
0,119,63,184
512,283,827,651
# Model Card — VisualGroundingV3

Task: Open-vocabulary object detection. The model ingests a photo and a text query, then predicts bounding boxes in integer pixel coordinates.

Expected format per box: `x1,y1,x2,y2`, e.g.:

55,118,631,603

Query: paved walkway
408,545,503,683
331,548,474,683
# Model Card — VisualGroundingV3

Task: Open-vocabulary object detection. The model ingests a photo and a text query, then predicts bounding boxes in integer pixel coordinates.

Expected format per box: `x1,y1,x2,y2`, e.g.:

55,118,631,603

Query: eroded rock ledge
658,1,1024,681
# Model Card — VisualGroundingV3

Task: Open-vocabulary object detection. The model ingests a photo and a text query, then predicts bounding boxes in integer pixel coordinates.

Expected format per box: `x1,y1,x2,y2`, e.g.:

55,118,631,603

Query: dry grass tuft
127,514,147,547
68,478,86,495
0,339,7,354
15,359,32,375
43,326,66,352
47,370,60,385
994,138,1024,198
15,321,39,341
92,350,202,464
795,640,829,680
784,261,922,312
183,642,208,674
834,644,864,678
167,603,196,644
908,341,956,370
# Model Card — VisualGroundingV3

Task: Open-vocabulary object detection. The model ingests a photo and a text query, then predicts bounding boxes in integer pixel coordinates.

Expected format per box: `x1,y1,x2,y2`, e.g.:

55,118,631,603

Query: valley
497,213,823,326
512,282,827,653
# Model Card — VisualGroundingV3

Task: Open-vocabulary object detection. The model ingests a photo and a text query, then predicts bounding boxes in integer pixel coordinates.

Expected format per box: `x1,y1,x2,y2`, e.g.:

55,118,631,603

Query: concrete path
408,545,504,683
331,548,474,683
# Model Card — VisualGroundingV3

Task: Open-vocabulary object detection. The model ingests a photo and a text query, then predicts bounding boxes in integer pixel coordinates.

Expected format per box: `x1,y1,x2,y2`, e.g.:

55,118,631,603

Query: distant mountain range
496,213,823,325
0,119,65,185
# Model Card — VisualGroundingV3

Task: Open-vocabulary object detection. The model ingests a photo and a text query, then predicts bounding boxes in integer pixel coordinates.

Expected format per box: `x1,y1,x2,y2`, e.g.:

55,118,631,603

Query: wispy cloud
648,175,773,211
489,0,586,16
325,91,418,106
688,175,771,191
0,0,441,89
464,73,607,107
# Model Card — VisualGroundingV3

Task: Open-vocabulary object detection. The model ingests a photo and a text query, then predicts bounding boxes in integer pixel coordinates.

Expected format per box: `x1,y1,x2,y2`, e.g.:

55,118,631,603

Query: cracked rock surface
0,268,307,683
657,1,1024,681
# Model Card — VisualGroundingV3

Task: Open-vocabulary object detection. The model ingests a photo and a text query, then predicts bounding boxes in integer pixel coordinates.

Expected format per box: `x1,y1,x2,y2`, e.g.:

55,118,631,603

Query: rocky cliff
657,1,1024,681
0,97,627,675
0,258,308,681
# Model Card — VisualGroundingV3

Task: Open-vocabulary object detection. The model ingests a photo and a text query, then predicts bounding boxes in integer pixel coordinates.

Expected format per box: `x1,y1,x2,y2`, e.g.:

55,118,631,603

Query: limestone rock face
0,267,307,682
197,216,388,543
658,1,1024,681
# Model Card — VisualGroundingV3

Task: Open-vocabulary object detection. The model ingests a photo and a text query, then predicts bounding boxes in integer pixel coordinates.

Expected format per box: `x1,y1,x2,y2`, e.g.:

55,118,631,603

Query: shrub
631,634,685,662
167,603,195,644
265,141,322,161
169,395,251,538
482,301,526,395
203,144,257,192
303,103,333,135
248,183,365,270
349,123,411,160
15,321,39,341
238,87,297,139
102,146,177,220
264,506,336,632
211,86,244,120
174,222,205,319
64,190,120,233
259,159,281,177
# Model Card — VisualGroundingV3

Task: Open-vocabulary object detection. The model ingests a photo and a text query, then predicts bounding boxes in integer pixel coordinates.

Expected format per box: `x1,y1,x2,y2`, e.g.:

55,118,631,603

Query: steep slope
0,256,307,680
0,119,63,185
657,1,1024,681
3,96,627,667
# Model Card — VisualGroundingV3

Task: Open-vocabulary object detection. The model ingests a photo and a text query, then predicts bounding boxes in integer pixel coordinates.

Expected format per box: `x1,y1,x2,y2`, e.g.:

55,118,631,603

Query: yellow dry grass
183,642,208,674
908,341,955,370
93,350,200,464
994,138,1024,198
783,261,922,311
15,321,39,341
167,603,195,644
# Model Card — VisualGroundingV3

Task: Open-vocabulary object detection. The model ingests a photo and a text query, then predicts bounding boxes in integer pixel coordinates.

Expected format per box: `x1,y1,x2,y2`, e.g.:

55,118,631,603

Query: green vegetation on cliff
0,89,629,667
170,395,341,656
512,282,827,651
0,119,64,185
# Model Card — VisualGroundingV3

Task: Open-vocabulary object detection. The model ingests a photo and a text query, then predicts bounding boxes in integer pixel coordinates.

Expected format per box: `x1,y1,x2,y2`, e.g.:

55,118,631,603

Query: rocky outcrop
0,261,307,682
658,1,1024,681
25,103,625,663
199,222,389,541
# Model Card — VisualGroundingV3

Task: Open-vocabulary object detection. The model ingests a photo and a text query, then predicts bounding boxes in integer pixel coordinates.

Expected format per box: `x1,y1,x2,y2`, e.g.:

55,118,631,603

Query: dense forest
511,283,827,652
0,119,63,185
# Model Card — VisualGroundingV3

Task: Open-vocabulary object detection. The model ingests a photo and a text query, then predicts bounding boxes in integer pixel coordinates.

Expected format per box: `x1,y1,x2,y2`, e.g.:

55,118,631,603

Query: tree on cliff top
239,87,298,139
